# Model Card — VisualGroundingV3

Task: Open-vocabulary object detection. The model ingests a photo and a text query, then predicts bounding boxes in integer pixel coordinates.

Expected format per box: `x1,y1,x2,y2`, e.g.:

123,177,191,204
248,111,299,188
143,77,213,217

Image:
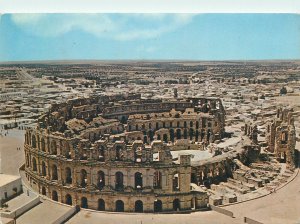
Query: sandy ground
66,210,240,224
0,128,25,175
16,199,71,224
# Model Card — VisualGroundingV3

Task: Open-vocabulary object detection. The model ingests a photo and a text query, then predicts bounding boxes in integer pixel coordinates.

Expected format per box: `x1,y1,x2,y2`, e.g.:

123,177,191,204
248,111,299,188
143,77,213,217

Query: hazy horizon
1,14,300,62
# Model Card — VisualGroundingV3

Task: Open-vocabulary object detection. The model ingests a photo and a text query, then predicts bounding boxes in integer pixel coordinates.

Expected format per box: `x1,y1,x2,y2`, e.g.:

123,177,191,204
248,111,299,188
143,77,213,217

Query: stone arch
135,172,143,189
153,171,162,189
41,161,47,176
157,134,161,140
195,130,199,142
65,194,72,205
41,186,46,196
135,200,143,213
51,164,58,180
32,157,37,172
115,171,124,190
184,129,188,139
98,199,105,211
148,130,154,141
32,135,37,148
170,129,175,142
81,197,88,208
65,167,72,184
154,200,163,212
176,129,181,139
163,134,168,143
97,170,105,190
51,140,57,155
80,169,87,187
41,138,45,152
52,190,58,201
189,128,194,140
172,172,180,191
173,199,180,211
115,200,124,212
26,154,30,167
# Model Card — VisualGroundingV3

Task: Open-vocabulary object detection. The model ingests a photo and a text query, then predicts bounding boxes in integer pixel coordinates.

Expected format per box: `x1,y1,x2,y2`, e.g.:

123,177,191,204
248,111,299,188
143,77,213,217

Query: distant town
0,60,299,224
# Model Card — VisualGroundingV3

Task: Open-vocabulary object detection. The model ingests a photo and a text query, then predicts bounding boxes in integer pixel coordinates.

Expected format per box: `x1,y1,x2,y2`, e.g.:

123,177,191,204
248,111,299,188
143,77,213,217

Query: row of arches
128,119,213,132
26,133,71,157
147,128,212,143
45,189,181,212
29,158,162,190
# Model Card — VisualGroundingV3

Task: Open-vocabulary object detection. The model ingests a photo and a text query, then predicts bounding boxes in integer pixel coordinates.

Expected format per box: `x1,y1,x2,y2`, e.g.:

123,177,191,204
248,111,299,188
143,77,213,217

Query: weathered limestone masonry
23,93,256,213
266,107,296,168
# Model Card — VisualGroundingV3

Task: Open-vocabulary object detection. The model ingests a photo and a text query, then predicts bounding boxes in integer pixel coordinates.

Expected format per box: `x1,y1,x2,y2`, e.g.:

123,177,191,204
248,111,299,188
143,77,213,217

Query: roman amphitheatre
23,93,297,213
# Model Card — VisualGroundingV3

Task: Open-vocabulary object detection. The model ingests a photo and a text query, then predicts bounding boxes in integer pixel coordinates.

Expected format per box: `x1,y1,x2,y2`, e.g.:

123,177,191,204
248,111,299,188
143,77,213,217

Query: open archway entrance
115,200,124,212
135,200,143,213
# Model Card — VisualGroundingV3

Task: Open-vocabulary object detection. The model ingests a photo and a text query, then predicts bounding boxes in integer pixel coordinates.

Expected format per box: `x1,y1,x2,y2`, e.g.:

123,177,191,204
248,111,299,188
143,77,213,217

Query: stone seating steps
220,182,248,194
227,178,256,191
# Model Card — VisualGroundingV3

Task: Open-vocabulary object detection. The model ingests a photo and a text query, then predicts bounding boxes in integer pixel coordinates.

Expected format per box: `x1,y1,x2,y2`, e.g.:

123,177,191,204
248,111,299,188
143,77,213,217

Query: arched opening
135,172,143,189
51,141,57,155
97,171,105,190
98,199,105,211
143,136,148,144
26,155,29,167
41,138,45,151
41,186,46,196
115,172,124,190
52,190,58,201
190,121,193,127
195,130,199,142
80,169,87,188
153,171,162,189
189,128,194,140
32,157,37,172
173,199,180,211
65,167,72,184
81,197,88,209
115,145,123,161
184,129,188,139
157,134,161,140
149,130,154,141
32,135,36,148
65,194,72,205
176,129,181,139
196,121,199,129
201,130,205,142
135,200,143,213
65,143,71,159
170,129,175,142
163,134,168,143
184,121,187,128
154,200,162,212
155,122,159,130
52,165,58,180
98,146,105,161
115,200,124,212
172,173,179,191
41,161,47,176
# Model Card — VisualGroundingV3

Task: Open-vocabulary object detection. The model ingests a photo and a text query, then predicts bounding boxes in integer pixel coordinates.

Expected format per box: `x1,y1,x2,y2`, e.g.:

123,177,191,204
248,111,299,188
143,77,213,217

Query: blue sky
0,14,299,61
